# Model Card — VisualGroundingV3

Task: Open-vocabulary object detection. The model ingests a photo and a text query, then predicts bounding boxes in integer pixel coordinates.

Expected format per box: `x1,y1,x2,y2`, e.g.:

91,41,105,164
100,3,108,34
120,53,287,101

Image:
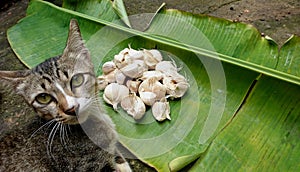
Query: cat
0,19,132,172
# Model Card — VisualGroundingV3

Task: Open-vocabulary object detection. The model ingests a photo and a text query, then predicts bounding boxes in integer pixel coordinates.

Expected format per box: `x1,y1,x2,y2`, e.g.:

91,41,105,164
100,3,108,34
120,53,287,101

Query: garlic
139,70,164,81
114,48,129,69
105,70,117,83
120,47,130,54
139,91,157,106
121,93,146,120
120,60,148,78
115,69,127,85
155,61,178,77
97,70,117,90
163,74,189,98
138,77,166,103
152,98,171,121
102,61,116,74
97,75,108,90
128,48,144,60
103,83,129,110
126,80,141,93
143,49,163,69
100,47,189,122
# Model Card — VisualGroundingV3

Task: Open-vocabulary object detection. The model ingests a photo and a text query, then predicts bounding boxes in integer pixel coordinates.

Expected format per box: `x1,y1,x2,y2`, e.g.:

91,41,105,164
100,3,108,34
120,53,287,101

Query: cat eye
35,93,52,105
71,73,84,88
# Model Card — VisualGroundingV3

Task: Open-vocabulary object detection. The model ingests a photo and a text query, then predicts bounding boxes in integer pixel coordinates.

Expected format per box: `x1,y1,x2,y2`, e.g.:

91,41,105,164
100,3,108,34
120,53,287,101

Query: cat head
0,19,96,125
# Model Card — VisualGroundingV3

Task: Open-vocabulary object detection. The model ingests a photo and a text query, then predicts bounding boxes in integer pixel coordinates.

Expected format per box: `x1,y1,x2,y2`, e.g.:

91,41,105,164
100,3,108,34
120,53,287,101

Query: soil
0,0,299,171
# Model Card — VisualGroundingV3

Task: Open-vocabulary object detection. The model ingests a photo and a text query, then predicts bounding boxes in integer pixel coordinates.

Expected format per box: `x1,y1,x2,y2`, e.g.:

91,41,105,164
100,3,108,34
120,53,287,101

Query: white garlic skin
103,83,129,110
155,61,178,77
128,48,144,60
143,49,163,69
114,48,130,69
163,73,189,98
115,69,127,85
121,93,146,120
97,75,108,90
139,70,164,81
102,61,116,74
126,80,141,93
152,98,171,121
139,91,157,106
138,77,166,104
120,60,148,78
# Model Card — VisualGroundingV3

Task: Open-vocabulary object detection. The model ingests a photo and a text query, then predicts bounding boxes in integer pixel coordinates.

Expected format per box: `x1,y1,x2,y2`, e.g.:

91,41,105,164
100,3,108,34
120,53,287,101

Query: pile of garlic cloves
98,47,189,121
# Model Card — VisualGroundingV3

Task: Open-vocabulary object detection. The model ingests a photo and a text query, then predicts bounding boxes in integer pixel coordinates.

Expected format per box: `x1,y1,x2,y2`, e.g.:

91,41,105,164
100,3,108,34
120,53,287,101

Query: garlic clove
149,49,163,61
126,80,141,93
163,74,189,98
119,47,130,55
139,91,157,106
103,83,129,110
121,93,146,120
152,98,171,121
143,49,163,69
102,61,116,75
104,70,117,83
120,60,148,78
97,69,118,90
97,75,108,90
114,48,130,69
114,54,126,69
139,70,164,81
155,61,178,77
115,69,127,85
128,48,144,60
139,77,166,101
166,82,189,98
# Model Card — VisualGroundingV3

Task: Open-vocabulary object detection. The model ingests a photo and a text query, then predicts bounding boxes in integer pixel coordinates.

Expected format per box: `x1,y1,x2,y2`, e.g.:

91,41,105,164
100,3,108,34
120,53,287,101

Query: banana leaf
6,0,300,171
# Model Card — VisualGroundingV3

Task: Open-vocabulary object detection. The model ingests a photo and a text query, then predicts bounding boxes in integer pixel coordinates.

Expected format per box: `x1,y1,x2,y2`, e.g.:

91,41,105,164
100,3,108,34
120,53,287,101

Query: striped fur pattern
0,19,131,171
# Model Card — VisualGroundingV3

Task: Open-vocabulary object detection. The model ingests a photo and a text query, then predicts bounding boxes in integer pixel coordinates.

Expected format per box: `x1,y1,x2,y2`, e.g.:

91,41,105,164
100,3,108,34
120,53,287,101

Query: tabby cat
0,19,131,171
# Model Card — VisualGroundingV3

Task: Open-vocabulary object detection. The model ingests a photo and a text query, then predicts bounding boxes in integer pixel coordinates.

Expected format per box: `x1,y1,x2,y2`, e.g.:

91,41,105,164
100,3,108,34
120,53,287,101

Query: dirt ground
0,0,299,171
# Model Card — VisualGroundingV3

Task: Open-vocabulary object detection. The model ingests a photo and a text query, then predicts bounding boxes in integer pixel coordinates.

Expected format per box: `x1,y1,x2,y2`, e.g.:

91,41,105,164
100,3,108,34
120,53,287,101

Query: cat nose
64,105,79,116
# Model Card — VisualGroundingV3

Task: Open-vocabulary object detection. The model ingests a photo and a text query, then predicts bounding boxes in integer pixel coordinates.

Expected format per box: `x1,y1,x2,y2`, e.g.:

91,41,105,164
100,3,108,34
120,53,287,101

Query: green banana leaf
6,0,300,171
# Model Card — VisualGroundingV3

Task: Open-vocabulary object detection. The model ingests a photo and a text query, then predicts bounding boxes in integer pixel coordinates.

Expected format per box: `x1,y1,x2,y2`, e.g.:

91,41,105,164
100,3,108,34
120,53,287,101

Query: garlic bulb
103,83,129,110
138,77,166,104
102,61,116,74
143,49,163,69
121,93,146,120
152,98,171,121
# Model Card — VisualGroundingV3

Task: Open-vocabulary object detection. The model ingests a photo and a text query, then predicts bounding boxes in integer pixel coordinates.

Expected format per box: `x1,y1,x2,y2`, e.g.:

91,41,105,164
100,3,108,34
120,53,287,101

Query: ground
0,0,299,171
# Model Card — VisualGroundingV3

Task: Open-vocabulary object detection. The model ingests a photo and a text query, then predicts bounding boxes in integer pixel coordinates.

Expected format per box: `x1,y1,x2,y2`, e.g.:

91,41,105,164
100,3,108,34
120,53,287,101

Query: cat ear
0,70,31,93
62,19,90,59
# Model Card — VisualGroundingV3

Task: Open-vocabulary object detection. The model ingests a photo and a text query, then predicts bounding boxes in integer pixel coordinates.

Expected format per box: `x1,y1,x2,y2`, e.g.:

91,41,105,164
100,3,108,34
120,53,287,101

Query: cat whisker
59,123,65,148
67,123,72,135
30,119,56,140
59,123,73,153
47,122,60,159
